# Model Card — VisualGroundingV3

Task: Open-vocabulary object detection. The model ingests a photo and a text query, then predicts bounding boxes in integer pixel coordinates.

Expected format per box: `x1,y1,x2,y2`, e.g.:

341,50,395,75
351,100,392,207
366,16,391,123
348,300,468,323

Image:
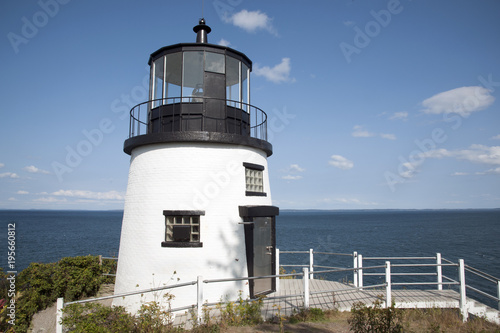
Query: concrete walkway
174,279,499,327
260,279,500,324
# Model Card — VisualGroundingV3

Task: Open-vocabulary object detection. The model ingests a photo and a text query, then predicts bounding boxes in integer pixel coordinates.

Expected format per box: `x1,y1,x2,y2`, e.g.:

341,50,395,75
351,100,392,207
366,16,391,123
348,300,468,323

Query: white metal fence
56,249,500,332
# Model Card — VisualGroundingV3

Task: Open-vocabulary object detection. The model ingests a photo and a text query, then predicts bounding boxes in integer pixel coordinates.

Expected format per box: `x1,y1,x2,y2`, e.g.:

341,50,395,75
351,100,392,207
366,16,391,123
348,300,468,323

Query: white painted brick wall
114,142,273,313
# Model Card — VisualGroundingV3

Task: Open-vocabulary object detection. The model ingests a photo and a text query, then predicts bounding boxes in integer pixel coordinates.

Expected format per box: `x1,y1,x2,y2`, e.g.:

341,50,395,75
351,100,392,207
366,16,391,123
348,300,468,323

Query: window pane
166,52,182,102
226,56,240,106
153,57,164,107
242,63,249,111
182,52,204,102
205,52,225,73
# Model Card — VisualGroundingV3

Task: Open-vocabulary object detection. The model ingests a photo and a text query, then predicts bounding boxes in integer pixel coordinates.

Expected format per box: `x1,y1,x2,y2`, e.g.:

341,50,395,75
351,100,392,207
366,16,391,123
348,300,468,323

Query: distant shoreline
0,208,499,213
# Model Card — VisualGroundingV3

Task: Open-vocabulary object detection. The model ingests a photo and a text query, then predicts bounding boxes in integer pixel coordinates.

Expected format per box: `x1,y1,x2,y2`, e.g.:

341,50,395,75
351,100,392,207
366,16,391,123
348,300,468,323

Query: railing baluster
353,251,358,288
358,254,363,290
385,261,391,308
459,259,468,322
437,253,442,290
303,267,310,308
197,276,203,324
276,248,280,293
309,249,314,280
56,298,64,333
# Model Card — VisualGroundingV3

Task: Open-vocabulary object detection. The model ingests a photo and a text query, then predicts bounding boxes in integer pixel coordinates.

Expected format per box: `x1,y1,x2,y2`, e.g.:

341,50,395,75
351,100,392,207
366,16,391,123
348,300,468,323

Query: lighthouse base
113,142,277,314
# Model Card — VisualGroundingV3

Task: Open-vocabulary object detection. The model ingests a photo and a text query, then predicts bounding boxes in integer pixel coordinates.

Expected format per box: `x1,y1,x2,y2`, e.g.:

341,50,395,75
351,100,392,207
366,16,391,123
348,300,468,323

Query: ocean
1,209,499,306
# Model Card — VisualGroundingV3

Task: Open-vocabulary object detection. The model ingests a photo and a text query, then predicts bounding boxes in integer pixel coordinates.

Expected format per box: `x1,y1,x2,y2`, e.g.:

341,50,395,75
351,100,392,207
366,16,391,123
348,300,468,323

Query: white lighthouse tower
113,19,279,313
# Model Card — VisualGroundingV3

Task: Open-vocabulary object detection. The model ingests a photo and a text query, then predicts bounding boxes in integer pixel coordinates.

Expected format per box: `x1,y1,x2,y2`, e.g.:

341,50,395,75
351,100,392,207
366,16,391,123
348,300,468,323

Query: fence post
436,253,442,291
276,248,280,293
358,254,363,290
197,276,203,324
99,255,102,266
458,259,468,322
303,267,310,308
353,251,358,288
497,280,500,311
309,249,314,280
385,261,391,308
56,297,64,333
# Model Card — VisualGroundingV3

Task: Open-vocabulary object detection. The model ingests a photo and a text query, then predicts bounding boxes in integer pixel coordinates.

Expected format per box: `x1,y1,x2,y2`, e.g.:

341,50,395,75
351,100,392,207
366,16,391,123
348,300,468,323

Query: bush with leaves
348,299,403,333
8,255,109,332
61,302,136,333
62,300,185,333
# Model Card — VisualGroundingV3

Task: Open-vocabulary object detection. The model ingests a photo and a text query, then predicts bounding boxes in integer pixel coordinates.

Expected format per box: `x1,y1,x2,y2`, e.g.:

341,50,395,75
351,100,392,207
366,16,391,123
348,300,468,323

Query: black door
203,72,225,132
253,217,275,295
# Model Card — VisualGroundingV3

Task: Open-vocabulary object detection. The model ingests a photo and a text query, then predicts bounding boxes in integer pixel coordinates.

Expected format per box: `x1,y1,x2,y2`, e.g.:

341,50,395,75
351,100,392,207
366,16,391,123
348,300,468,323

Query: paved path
260,279,499,324
262,279,459,318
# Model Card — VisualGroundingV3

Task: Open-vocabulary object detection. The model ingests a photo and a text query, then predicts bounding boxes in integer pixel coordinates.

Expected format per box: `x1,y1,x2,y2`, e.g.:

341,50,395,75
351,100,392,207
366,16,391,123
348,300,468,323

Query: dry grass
400,308,500,333
223,308,500,333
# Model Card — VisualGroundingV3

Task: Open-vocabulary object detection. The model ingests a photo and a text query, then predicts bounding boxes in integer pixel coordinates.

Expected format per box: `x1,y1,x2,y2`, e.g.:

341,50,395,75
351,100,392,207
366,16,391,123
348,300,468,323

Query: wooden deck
262,279,460,318
174,278,500,327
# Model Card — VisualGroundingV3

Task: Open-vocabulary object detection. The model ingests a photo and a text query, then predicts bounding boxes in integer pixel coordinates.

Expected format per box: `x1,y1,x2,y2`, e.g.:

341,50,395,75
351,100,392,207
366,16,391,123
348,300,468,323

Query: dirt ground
224,320,352,333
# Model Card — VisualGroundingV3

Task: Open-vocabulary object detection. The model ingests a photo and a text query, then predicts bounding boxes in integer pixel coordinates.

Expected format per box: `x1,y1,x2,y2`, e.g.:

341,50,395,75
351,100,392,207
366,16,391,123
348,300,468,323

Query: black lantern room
124,19,271,156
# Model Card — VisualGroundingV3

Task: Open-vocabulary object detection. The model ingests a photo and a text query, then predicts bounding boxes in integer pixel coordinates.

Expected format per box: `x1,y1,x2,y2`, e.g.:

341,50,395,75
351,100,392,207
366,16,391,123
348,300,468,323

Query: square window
162,211,204,247
244,163,266,196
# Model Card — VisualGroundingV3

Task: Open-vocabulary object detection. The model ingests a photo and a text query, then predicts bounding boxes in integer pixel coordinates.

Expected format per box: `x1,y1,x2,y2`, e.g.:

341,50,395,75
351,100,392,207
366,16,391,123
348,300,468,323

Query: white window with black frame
162,210,204,247
244,162,266,196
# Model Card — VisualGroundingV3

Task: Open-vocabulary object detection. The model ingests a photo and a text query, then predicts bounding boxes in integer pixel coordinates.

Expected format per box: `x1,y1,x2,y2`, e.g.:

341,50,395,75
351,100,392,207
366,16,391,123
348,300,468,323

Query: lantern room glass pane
153,57,164,107
182,51,204,102
166,52,182,102
226,56,240,106
242,63,249,111
205,52,225,74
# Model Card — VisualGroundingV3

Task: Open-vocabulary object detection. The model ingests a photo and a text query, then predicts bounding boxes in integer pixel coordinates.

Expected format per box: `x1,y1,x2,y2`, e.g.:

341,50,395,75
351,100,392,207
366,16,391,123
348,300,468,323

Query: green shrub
289,307,325,323
215,292,264,327
9,255,108,332
348,299,403,333
61,302,136,333
62,300,185,333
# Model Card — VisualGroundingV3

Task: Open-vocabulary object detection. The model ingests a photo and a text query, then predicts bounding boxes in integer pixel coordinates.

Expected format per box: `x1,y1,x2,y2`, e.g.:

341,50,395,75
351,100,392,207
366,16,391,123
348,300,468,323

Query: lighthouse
113,19,279,313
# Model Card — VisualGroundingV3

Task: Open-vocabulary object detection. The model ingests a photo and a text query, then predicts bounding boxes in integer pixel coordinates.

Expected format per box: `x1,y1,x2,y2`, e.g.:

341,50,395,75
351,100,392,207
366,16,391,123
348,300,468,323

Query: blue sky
1,0,499,210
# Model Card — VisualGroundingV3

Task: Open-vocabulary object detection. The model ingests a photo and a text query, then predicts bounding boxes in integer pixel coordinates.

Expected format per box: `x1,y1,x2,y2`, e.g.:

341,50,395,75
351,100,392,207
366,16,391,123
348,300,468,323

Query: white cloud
52,189,125,200
422,145,500,175
24,165,50,174
389,111,408,120
0,163,4,168
35,197,67,203
380,133,396,140
423,145,500,166
352,125,396,140
343,20,355,27
17,190,29,194
352,125,374,138
224,9,277,35
282,175,303,180
0,172,19,179
491,134,500,140
281,164,305,181
328,155,354,170
421,86,495,117
254,58,294,84
8,197,16,201
288,164,305,173
476,167,500,175
451,172,468,176
322,197,378,206
217,38,231,47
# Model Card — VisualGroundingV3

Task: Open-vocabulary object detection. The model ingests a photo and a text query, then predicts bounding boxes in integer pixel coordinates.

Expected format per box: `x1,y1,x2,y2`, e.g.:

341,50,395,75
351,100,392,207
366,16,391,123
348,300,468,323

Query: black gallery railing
129,97,268,142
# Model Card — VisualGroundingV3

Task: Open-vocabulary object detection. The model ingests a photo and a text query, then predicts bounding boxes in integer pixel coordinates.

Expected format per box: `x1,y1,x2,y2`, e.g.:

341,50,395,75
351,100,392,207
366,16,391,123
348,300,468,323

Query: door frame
239,205,279,298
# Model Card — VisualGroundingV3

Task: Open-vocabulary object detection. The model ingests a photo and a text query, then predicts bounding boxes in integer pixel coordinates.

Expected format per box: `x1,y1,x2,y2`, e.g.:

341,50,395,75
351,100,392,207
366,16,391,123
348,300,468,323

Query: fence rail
56,249,500,332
